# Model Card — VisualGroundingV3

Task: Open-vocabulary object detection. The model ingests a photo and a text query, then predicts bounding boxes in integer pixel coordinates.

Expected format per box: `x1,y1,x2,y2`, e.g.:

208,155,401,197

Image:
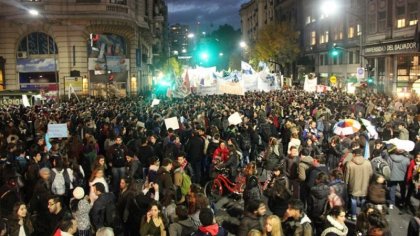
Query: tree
250,22,300,73
163,57,182,77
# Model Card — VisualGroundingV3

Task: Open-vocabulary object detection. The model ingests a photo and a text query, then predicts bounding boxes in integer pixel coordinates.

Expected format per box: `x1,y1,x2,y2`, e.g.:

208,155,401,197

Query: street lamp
320,1,363,67
28,9,39,16
239,41,247,48
187,33,195,39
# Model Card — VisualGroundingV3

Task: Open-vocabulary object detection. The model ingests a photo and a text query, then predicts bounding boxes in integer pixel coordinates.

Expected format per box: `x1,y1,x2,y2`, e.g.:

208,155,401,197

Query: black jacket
308,183,329,221
90,192,115,230
107,144,128,167
237,212,263,236
186,135,205,163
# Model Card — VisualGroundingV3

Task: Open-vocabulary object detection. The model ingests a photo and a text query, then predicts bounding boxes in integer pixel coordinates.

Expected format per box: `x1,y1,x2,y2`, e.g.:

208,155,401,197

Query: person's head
125,150,135,162
175,205,189,221
272,165,282,177
93,182,106,196
120,178,129,191
315,172,329,185
39,167,51,181
95,227,114,236
147,202,161,218
161,158,173,171
199,207,215,226
328,206,346,224
90,167,104,182
330,168,343,181
115,136,123,145
264,215,282,236
58,217,78,235
300,148,311,157
286,199,305,220
48,196,63,214
373,174,385,184
12,202,27,219
219,141,226,149
289,146,298,157
177,152,187,165
247,200,266,217
33,152,42,162
95,155,106,166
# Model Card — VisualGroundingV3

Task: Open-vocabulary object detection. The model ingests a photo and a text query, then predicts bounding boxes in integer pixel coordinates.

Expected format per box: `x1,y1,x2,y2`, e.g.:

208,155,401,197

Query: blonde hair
263,215,282,236
248,229,262,236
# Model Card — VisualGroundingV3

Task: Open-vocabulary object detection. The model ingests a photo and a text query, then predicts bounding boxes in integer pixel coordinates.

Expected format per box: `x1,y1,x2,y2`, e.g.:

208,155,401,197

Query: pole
53,40,59,101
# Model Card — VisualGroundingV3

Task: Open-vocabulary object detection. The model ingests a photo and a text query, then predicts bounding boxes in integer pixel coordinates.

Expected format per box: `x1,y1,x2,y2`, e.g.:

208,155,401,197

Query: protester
6,202,34,236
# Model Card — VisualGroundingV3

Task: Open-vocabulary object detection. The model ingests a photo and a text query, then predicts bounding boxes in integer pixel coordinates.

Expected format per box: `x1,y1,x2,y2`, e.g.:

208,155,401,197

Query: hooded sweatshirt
389,153,410,181
345,155,373,197
196,224,226,236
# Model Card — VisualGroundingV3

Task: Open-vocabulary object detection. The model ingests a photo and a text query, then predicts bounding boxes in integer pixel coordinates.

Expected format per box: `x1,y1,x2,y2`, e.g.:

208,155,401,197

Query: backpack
371,157,391,180
52,169,68,196
179,221,196,236
180,172,192,196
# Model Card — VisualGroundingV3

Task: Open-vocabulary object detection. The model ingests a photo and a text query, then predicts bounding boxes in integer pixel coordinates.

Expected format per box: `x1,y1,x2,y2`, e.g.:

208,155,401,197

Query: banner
218,79,245,96
241,61,256,75
243,74,258,92
47,123,68,138
303,74,317,92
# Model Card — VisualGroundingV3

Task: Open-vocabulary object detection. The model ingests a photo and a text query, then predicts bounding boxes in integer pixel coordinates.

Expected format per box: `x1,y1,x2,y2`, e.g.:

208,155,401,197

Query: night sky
166,0,248,33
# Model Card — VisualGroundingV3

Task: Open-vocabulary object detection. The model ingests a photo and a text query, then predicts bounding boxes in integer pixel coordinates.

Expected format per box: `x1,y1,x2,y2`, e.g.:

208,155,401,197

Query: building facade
0,0,167,98
300,0,420,95
240,0,276,44
168,23,193,64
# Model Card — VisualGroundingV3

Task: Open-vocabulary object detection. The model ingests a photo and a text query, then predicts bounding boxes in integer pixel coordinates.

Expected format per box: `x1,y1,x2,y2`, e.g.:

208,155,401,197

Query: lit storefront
364,40,420,95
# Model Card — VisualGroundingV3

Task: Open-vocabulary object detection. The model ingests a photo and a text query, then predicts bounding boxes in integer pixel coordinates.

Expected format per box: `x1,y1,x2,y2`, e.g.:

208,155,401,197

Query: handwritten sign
47,123,68,138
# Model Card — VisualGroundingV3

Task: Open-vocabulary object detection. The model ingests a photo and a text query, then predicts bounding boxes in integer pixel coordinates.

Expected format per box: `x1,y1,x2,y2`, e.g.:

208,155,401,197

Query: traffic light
330,43,339,56
367,76,374,85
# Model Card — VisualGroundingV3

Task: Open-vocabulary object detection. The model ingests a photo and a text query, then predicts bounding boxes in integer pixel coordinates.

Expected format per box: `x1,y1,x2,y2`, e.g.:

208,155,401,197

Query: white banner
218,79,245,96
304,75,317,92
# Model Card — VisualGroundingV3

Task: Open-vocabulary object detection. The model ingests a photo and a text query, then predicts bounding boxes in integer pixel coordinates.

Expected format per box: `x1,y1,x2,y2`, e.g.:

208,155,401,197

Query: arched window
18,32,58,55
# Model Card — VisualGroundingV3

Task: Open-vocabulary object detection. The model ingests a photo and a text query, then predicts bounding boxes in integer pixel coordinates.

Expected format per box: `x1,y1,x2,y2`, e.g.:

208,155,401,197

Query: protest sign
228,112,242,125
164,117,180,130
47,123,68,138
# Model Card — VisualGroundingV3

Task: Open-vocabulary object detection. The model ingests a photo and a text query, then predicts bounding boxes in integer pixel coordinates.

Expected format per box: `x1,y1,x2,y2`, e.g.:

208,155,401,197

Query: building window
409,19,418,26
306,16,311,25
378,11,386,32
349,51,354,64
397,19,406,28
320,54,324,66
18,32,58,55
320,31,329,44
355,50,360,64
311,31,316,45
357,24,362,35
348,27,354,38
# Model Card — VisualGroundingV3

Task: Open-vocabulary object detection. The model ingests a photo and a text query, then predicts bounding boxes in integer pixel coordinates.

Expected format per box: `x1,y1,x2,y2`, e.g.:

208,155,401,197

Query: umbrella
360,118,378,139
333,119,361,136
384,138,415,152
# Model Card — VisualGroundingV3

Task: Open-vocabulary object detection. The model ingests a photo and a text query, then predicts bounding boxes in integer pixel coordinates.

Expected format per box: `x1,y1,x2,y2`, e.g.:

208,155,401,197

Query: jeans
350,195,365,217
388,180,406,205
192,161,202,184
112,167,126,194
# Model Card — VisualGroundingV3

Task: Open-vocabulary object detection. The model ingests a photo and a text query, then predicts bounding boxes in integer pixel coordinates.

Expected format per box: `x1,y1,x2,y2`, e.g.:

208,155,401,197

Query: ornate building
0,0,167,97
239,0,276,43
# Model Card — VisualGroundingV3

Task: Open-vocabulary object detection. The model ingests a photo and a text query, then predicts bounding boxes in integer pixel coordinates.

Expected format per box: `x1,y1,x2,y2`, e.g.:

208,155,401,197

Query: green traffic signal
200,52,209,61
367,77,374,84
331,49,339,56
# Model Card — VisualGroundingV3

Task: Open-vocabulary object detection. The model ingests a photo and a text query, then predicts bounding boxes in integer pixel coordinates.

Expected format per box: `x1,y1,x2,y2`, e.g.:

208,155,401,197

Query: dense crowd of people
0,88,419,236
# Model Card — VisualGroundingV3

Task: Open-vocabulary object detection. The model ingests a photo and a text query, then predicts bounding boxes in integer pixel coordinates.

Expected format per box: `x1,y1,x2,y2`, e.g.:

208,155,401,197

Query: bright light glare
320,1,338,16
28,9,39,16
200,52,209,60
219,52,224,57
239,41,247,48
187,33,195,38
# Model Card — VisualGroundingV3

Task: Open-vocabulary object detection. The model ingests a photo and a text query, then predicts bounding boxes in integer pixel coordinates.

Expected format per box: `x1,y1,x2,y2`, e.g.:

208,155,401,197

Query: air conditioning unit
17,51,27,59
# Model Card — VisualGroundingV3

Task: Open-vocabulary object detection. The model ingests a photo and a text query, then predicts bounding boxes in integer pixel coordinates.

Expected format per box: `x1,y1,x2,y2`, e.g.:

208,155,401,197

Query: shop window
349,52,354,64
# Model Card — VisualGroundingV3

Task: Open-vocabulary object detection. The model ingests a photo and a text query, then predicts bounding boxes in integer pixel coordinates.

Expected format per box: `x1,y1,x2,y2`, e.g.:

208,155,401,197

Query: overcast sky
166,0,248,33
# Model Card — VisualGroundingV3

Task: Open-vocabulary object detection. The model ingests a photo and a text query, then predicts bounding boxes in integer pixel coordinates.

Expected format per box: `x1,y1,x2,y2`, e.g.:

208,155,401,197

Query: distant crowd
0,88,419,236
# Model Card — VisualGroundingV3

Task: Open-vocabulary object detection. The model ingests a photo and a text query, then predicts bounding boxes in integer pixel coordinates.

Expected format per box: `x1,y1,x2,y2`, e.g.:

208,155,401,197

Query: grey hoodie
389,153,410,181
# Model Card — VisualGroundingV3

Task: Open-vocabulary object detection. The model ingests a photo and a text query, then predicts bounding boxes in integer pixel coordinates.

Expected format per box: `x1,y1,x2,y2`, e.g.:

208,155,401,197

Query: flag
241,61,256,75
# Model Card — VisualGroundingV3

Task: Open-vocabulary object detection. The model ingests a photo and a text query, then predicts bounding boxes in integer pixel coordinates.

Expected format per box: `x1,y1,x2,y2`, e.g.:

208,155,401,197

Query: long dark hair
11,201,26,220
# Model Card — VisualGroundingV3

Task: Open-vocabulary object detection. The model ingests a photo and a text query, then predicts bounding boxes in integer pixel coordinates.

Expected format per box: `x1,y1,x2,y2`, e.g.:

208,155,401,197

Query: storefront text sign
365,41,418,55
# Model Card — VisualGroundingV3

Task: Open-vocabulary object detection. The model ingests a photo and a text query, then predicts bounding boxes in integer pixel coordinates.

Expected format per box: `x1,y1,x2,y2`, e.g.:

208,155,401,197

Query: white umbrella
384,138,415,152
360,118,378,139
